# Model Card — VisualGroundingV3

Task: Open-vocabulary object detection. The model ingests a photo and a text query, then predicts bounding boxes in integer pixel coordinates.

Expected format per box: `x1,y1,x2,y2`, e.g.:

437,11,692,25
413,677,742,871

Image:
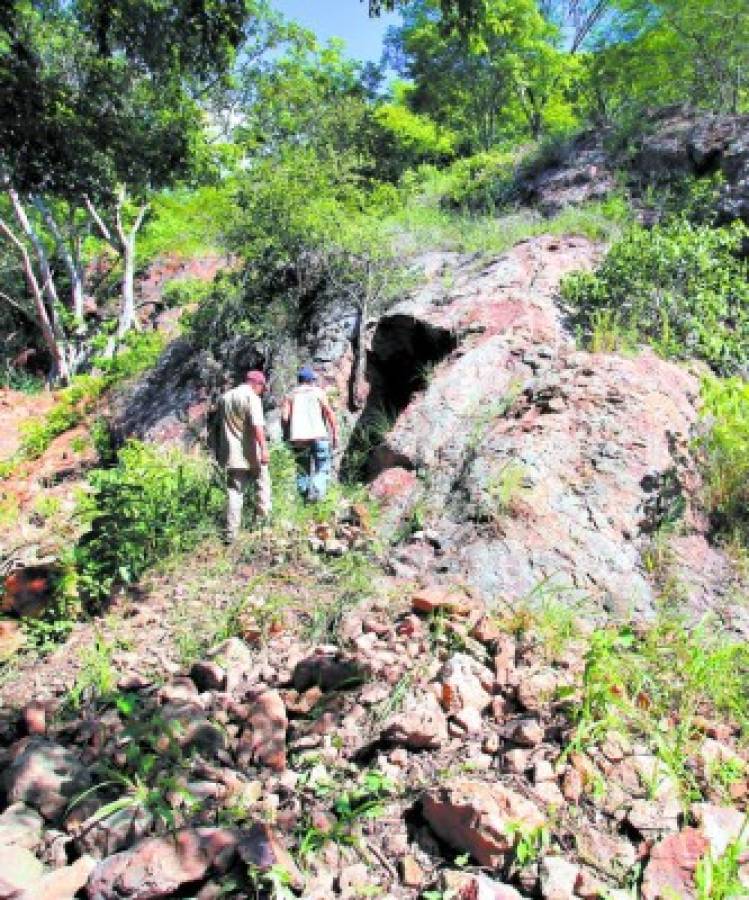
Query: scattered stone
382,691,448,750
533,759,555,783
190,660,226,692
0,802,44,850
423,778,545,867
472,616,501,644
359,683,390,705
4,739,91,822
0,618,26,659
238,689,287,772
504,748,530,774
641,828,709,900
561,767,583,803
575,824,637,877
517,667,561,712
440,653,493,713
441,870,524,899
401,854,425,888
540,856,580,900
691,803,746,858
534,780,565,808
506,718,544,747
451,705,484,736
31,855,97,900
574,868,607,900
483,733,501,754
494,635,517,687
292,652,364,692
600,731,630,763
237,823,304,891
0,845,44,896
627,799,681,836
76,806,154,859
21,702,47,736
412,586,473,616
338,863,371,896
207,638,252,692
87,828,239,900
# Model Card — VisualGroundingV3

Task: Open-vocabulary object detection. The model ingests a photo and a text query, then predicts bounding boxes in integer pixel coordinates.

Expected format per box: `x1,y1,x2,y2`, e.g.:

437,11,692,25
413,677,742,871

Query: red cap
246,370,267,387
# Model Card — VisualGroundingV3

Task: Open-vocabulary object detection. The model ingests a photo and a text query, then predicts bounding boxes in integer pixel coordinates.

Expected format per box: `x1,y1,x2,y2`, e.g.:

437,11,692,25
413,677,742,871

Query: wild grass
384,194,628,258
568,614,749,801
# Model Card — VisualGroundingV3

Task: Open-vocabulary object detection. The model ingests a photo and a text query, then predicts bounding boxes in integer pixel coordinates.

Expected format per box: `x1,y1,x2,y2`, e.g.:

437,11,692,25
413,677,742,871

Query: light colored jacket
286,385,328,444
217,384,264,470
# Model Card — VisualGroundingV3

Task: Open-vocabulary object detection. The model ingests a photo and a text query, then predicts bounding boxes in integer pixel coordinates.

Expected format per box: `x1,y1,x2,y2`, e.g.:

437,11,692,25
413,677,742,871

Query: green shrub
19,374,107,459
161,277,214,309
73,441,223,608
92,331,167,382
437,150,519,212
137,184,235,263
13,333,167,466
0,367,45,394
562,218,749,374
696,377,749,543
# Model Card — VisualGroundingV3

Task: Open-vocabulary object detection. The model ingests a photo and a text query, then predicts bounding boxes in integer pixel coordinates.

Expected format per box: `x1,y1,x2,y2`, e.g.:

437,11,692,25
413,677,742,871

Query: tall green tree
0,0,255,379
387,0,578,148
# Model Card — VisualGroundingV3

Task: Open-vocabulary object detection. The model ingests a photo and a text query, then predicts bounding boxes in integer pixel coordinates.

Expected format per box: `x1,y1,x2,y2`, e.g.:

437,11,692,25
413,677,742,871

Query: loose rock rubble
0,578,746,899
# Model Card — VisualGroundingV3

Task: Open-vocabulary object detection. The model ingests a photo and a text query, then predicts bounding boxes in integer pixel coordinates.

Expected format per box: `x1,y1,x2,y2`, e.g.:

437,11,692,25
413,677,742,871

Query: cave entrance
341,313,457,482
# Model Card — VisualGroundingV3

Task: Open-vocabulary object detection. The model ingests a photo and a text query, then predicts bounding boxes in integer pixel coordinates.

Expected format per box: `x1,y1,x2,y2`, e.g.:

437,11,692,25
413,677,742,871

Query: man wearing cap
281,367,338,501
217,370,271,541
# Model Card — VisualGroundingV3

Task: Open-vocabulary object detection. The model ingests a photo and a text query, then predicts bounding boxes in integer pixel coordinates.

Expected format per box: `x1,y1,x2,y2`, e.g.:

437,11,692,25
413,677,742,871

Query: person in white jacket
281,366,338,501
217,369,271,541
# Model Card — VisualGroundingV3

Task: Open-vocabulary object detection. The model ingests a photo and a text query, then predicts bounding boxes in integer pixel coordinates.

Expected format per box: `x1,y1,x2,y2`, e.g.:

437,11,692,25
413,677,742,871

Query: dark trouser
293,439,332,501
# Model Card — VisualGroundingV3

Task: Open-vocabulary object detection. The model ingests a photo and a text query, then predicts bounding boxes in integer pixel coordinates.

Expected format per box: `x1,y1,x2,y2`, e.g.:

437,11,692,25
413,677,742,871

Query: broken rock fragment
423,778,545,867
641,828,709,900
4,739,91,823
440,653,494,713
237,689,287,772
237,823,304,891
86,828,238,900
382,690,448,750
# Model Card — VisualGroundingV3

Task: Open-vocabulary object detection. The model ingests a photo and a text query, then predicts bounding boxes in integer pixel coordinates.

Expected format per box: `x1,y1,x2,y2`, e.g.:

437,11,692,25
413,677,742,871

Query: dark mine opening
341,314,457,483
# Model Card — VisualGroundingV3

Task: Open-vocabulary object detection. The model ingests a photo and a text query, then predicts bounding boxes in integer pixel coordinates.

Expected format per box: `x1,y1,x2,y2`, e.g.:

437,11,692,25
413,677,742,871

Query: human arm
321,398,338,449
280,396,291,426
255,424,270,465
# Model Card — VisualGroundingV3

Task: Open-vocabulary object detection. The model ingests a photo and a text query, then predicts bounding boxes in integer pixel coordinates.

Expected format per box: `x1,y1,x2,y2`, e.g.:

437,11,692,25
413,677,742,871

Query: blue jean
293,439,332,501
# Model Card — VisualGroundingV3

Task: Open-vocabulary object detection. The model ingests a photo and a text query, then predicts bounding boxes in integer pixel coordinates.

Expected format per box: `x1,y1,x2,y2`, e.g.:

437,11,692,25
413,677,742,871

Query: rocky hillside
1,112,748,900
1,223,748,899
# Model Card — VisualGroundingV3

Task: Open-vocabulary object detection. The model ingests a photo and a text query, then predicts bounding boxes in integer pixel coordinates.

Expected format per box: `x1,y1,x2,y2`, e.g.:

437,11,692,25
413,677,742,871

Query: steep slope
351,235,741,629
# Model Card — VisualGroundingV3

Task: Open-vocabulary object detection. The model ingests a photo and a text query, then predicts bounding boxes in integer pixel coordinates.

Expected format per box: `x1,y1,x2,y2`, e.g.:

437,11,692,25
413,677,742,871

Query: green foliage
73,441,223,609
696,378,749,543
19,374,107,459
68,693,202,833
388,0,581,150
695,818,749,900
160,277,215,309
3,332,167,472
92,331,167,382
137,185,236,263
569,616,749,799
562,219,749,374
298,769,396,857
0,367,44,394
65,636,118,710
434,150,519,212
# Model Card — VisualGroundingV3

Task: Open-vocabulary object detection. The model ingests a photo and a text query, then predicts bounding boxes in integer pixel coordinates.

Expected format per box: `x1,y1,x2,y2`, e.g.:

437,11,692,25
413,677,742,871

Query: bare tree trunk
350,263,370,412
117,231,138,338
0,217,70,383
6,188,65,344
32,198,86,322
85,187,148,342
